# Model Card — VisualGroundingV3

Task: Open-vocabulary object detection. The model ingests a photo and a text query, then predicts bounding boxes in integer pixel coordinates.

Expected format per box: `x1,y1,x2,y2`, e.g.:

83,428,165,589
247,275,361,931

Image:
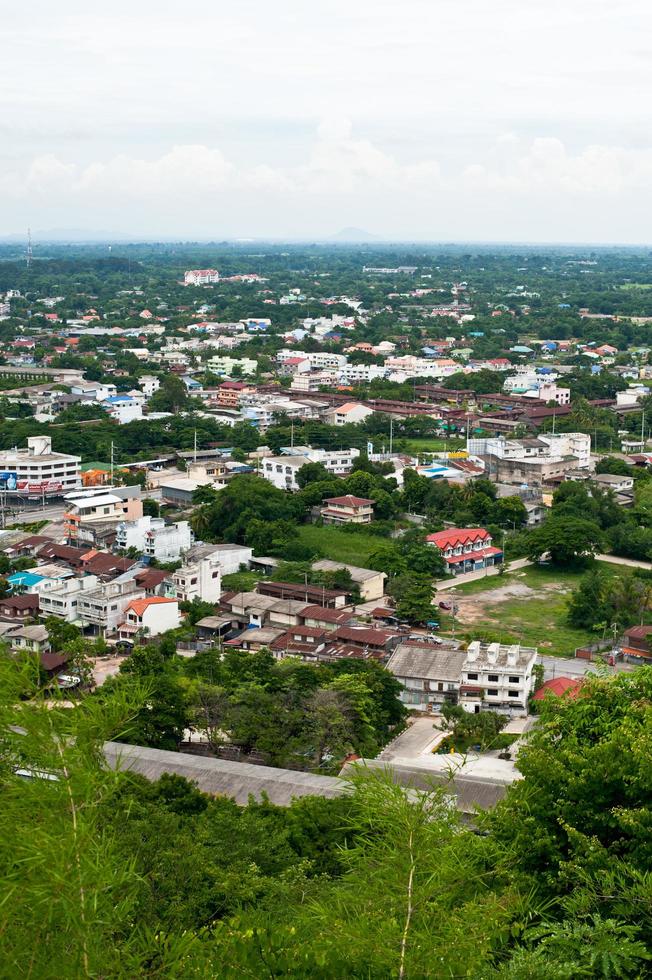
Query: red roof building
532,677,582,701
426,527,502,576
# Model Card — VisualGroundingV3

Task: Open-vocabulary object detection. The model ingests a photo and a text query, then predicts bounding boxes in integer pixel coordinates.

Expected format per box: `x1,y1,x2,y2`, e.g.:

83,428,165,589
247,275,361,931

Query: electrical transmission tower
26,228,33,268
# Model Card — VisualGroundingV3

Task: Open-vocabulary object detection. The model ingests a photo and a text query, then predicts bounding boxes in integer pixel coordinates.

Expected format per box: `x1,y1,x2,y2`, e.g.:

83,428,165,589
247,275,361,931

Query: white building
118,596,181,640
339,363,388,384
184,269,219,285
70,381,118,402
77,580,146,635
115,516,194,561
139,375,160,398
387,642,466,712
460,641,537,716
38,575,101,623
0,436,81,494
323,402,374,426
102,395,143,424
206,355,257,377
173,550,222,603
260,447,360,491
198,543,252,575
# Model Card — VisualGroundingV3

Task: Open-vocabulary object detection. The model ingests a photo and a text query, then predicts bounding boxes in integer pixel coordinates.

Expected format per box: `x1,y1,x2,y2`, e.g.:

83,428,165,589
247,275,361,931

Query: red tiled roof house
426,527,503,576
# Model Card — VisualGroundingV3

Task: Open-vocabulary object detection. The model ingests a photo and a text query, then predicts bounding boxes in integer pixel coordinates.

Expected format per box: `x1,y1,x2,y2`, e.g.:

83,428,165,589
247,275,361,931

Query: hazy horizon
3,1,652,243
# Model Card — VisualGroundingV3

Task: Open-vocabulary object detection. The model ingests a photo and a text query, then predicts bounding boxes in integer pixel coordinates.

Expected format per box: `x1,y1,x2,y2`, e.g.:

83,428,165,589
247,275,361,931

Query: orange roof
532,677,581,701
125,596,177,617
426,528,491,550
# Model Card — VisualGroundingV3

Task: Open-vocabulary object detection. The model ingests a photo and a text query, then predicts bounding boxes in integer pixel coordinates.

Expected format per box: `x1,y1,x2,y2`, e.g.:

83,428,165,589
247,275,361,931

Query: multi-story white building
139,375,160,398
339,363,388,384
184,269,220,285
102,395,143,424
70,381,118,402
64,487,143,544
206,355,257,377
460,641,537,716
172,550,222,603
38,575,101,623
115,516,194,561
290,370,338,393
0,436,81,495
260,447,360,491
77,580,146,636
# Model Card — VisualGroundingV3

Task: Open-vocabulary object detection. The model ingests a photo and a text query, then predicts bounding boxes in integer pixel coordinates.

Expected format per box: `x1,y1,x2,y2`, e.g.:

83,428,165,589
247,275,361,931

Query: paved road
3,504,66,525
435,557,531,592
538,654,633,680
597,553,652,570
378,716,447,761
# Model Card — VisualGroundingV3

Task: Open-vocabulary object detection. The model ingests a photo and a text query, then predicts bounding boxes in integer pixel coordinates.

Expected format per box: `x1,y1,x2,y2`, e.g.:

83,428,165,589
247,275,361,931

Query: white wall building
339,363,388,384
102,396,143,424
115,516,194,561
173,552,222,603
260,447,360,491
139,375,160,398
0,436,81,494
460,641,537,716
184,269,219,285
206,355,257,376
77,580,146,635
38,575,101,623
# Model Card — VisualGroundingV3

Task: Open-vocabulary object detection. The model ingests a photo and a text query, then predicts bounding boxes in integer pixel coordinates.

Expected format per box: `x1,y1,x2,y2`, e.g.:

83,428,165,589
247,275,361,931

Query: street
538,654,633,680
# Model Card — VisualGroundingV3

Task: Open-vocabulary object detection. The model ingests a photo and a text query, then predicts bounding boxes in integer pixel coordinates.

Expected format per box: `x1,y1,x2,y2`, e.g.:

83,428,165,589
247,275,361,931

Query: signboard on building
0,472,18,490
16,480,64,495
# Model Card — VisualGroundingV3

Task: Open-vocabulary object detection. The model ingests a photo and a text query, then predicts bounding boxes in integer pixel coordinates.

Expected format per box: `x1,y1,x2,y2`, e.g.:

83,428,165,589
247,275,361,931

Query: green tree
527,514,604,566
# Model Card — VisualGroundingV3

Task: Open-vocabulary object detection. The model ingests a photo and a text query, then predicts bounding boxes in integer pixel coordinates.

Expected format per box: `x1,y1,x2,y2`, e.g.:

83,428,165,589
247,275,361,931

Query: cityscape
3,1,652,977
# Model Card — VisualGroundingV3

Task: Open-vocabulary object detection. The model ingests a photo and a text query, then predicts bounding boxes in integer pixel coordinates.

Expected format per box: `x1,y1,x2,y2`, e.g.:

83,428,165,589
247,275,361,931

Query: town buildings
426,528,502,575
0,436,81,495
184,269,220,285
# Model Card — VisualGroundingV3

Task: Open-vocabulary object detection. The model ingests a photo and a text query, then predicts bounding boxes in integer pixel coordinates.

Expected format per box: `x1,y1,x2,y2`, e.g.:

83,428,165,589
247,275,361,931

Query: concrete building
200,542,252,575
173,551,222,603
323,401,374,426
0,436,81,495
117,596,181,640
206,355,257,376
64,487,143,544
184,269,219,285
460,641,537,716
311,559,386,602
260,447,360,491
38,575,101,623
386,641,466,711
115,516,193,561
320,494,375,525
102,395,143,424
139,375,160,398
77,580,146,635
469,433,591,485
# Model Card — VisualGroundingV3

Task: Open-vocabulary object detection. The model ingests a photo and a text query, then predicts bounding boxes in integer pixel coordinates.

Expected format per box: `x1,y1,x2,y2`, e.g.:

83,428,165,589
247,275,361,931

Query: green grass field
437,562,621,657
295,525,381,566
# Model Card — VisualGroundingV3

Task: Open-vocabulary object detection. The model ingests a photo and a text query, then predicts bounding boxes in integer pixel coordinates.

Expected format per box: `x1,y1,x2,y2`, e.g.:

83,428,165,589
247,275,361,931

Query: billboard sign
0,472,18,490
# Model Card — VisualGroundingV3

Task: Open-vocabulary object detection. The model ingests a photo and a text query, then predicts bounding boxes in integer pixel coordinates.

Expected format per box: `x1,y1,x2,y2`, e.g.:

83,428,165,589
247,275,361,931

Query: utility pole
110,441,114,485
389,416,393,456
193,429,197,465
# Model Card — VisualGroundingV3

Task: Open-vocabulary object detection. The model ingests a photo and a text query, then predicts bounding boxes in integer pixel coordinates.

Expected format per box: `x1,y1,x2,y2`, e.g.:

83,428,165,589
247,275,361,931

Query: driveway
378,716,447,761
538,654,633,680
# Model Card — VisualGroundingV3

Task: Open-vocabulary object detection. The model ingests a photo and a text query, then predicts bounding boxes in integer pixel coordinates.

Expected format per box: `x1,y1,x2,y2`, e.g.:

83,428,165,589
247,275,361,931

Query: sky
2,0,652,242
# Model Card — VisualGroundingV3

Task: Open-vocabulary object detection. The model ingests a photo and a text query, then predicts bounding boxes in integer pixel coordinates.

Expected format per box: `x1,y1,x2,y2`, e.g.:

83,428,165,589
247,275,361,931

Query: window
508,690,519,698
508,676,520,684
467,672,478,680
487,689,498,696
487,674,499,682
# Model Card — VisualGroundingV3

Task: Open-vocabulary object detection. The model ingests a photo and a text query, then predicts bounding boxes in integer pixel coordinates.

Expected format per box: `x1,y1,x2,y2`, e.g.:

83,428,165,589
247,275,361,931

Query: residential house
38,575,101,623
621,625,652,663
386,641,467,711
172,550,222,603
460,641,537,716
6,625,51,657
117,596,181,641
426,528,502,576
320,494,375,525
115,517,193,561
323,401,374,426
77,580,146,636
311,560,386,601
0,594,39,623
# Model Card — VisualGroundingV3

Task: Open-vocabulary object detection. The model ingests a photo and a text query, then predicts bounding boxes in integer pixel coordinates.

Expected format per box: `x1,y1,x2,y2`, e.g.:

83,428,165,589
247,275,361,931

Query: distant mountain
329,226,380,242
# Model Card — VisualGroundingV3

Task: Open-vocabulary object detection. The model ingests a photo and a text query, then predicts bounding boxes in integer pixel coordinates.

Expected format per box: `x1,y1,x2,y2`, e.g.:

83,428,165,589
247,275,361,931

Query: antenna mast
26,228,33,269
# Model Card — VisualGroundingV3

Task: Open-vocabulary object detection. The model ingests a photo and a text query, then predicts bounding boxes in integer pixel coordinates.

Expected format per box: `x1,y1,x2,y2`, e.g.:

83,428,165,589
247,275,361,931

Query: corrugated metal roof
104,742,347,807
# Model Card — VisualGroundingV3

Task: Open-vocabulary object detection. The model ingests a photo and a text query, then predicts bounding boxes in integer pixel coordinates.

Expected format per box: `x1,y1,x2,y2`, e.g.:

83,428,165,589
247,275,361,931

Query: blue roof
105,395,133,403
9,571,45,588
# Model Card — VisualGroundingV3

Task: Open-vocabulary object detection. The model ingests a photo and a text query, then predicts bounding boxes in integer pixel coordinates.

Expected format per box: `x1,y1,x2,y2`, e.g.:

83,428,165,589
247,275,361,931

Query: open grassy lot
436,562,621,657
295,525,381,566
